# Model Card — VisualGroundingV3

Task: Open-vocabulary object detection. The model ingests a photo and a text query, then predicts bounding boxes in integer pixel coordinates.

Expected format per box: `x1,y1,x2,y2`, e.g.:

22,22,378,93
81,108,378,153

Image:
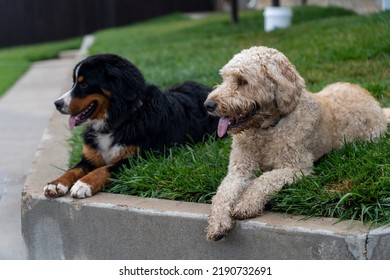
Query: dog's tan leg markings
70,165,112,198
83,144,105,167
44,144,104,199
44,168,86,198
69,145,140,199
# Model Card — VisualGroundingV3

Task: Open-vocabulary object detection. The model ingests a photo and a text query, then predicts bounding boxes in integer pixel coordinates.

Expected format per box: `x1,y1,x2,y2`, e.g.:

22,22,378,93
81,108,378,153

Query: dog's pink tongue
218,117,230,138
68,116,77,130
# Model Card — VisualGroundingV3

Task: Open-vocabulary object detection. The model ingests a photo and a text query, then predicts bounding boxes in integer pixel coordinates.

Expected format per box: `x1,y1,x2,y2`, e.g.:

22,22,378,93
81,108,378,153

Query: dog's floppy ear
106,62,146,102
102,58,147,123
269,56,305,116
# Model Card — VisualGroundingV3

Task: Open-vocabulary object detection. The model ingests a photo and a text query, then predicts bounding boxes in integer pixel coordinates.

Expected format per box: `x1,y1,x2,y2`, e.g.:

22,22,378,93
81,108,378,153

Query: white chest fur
95,133,124,164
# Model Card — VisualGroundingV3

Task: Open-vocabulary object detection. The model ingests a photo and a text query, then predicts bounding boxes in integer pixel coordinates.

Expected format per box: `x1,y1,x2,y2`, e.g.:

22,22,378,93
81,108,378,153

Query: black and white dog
44,54,218,198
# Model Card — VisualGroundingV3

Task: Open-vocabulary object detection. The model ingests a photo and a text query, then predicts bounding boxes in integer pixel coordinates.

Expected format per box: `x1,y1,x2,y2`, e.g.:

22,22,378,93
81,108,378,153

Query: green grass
0,38,82,97
109,136,230,203
69,6,390,227
267,132,390,227
90,6,390,105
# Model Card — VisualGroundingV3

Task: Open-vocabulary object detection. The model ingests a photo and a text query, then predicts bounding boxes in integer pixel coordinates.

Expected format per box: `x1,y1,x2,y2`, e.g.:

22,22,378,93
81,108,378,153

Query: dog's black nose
54,99,64,111
204,99,217,112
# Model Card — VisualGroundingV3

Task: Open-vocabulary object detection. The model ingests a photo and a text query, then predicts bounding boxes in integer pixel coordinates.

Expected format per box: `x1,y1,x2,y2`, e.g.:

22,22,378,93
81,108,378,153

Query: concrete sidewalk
0,54,78,259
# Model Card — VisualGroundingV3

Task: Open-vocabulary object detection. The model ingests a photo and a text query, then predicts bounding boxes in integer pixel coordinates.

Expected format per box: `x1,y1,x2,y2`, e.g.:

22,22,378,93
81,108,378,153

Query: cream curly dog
204,46,388,241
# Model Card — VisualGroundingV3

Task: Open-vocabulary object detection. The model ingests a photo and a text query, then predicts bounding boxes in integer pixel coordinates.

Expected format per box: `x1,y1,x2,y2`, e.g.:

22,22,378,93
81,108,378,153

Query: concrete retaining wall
21,102,390,259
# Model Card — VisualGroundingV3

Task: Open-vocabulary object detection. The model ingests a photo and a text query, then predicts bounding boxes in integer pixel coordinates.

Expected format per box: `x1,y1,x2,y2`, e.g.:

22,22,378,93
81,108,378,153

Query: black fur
77,53,218,152
45,53,219,198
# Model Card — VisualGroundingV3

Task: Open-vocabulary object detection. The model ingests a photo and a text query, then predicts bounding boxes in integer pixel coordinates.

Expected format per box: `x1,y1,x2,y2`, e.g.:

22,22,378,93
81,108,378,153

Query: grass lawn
0,38,82,97
69,6,390,227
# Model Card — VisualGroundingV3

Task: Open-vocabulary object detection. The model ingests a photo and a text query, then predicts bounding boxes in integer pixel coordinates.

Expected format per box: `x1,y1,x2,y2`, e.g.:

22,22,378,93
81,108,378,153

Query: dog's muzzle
54,90,72,114
54,97,70,114
54,98,64,111
204,99,217,114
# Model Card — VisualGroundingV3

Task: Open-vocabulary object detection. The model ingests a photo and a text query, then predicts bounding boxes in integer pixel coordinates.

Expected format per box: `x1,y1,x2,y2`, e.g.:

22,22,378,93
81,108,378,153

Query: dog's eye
237,77,248,86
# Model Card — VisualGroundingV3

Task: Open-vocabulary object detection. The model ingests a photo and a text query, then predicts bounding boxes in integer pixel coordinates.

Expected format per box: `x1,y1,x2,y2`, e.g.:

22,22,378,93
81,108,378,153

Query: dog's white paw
206,215,235,241
70,181,92,198
43,183,69,198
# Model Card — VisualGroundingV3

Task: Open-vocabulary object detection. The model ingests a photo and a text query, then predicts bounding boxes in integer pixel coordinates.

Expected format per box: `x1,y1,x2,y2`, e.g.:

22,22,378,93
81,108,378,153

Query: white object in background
264,7,292,32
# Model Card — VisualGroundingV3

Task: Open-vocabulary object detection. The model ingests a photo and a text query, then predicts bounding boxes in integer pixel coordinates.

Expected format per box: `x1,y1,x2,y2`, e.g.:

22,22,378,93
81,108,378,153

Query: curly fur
204,46,388,241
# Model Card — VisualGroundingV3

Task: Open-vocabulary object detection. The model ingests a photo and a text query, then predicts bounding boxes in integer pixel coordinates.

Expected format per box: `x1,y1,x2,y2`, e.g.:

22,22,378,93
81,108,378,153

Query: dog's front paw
231,199,264,220
43,183,69,198
206,215,235,241
70,181,92,198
